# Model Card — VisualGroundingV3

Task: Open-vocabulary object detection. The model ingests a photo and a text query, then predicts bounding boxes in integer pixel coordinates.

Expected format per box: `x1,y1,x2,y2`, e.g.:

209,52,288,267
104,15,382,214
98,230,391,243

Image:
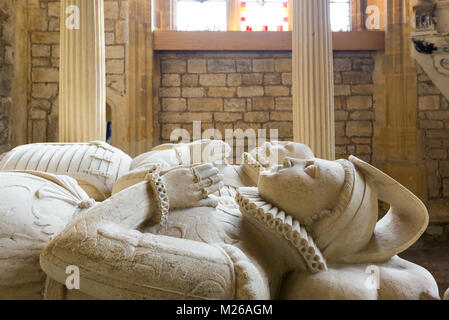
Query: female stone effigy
0,140,443,300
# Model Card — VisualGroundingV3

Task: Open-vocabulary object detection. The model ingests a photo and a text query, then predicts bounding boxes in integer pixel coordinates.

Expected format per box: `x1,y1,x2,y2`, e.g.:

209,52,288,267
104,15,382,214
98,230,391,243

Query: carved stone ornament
412,1,449,100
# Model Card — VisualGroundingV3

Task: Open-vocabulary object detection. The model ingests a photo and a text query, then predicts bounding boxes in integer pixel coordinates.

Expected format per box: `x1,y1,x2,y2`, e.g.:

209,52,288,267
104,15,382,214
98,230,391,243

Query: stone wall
27,0,128,143
155,51,376,163
418,65,449,223
0,0,13,153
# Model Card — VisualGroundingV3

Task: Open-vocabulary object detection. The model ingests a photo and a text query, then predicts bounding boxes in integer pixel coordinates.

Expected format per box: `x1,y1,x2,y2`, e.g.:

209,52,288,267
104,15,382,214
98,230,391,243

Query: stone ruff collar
236,188,327,273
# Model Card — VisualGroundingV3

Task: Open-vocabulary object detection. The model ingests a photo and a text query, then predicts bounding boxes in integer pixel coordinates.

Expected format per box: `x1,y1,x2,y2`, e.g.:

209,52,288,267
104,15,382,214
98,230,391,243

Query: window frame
170,0,367,32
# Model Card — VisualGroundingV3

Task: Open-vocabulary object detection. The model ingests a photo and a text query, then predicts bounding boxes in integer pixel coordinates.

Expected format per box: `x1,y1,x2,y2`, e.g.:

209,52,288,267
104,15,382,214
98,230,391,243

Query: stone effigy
0,141,442,300
0,171,95,299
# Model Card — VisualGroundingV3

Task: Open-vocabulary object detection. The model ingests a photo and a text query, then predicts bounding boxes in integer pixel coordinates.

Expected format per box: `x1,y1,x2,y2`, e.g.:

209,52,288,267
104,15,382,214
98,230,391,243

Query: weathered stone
32,68,59,83
346,121,373,137
161,59,186,74
199,74,226,86
351,84,374,95
236,59,251,72
270,112,292,121
162,74,181,87
224,99,246,112
32,84,58,98
243,112,269,123
441,162,449,178
159,87,181,98
188,98,223,112
106,46,125,59
242,73,263,85
281,73,292,85
104,1,120,20
350,111,375,120
208,59,235,73
264,73,281,85
160,112,212,123
356,145,372,154
52,45,60,58
253,59,274,72
161,98,187,112
335,110,349,121
347,96,373,110
32,45,51,58
443,179,449,197
333,58,352,72
106,60,124,74
419,96,441,111
182,74,199,87
275,59,292,72
31,120,47,143
427,130,449,139
182,87,205,98
426,111,449,120
227,73,242,86
107,74,125,94
188,59,207,73
419,82,441,95
342,71,372,84
334,85,351,96
31,32,59,44
262,121,292,138
48,2,60,17
265,86,289,97
237,86,264,97
208,87,236,98
214,112,242,122
428,149,447,160
275,97,292,111
420,120,444,129
30,108,47,120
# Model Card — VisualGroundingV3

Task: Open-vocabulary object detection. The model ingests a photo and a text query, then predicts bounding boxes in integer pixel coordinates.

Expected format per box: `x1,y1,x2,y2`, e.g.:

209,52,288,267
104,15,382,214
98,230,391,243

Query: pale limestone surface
0,171,94,299
40,143,439,300
0,141,132,201
0,141,441,300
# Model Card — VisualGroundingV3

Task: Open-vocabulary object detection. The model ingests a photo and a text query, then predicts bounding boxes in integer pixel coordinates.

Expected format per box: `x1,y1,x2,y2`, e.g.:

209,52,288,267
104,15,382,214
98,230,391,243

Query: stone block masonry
417,64,449,222
28,0,128,143
0,0,13,154
156,51,377,163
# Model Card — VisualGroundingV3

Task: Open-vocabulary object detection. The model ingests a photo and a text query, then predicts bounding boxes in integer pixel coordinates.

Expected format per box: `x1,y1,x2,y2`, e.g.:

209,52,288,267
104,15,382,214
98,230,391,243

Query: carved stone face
258,158,345,224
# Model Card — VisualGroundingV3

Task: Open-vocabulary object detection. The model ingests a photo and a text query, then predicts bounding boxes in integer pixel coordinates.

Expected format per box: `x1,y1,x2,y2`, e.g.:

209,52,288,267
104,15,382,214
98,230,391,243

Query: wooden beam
153,31,385,51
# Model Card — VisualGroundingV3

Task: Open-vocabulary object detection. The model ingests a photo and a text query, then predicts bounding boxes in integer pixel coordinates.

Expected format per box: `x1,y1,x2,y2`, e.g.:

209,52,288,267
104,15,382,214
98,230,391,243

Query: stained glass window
330,0,351,31
240,0,289,32
176,0,227,31
175,0,352,32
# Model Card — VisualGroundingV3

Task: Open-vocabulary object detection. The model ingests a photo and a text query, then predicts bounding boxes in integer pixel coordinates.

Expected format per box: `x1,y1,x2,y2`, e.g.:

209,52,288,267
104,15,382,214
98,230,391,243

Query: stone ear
339,156,429,264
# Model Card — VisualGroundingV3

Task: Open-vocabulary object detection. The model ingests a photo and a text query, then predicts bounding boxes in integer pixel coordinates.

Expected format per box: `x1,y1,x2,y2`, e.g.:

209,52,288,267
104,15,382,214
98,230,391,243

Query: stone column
373,0,427,201
292,0,335,160
59,0,106,142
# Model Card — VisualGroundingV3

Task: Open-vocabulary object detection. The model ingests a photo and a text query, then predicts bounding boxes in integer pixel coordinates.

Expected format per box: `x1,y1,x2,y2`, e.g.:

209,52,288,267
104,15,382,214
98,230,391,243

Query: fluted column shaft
59,0,106,142
292,0,335,160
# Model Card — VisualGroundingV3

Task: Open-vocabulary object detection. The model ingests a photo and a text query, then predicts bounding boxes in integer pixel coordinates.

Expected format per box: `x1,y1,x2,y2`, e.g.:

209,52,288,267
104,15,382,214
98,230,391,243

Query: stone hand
188,139,231,164
161,163,224,210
